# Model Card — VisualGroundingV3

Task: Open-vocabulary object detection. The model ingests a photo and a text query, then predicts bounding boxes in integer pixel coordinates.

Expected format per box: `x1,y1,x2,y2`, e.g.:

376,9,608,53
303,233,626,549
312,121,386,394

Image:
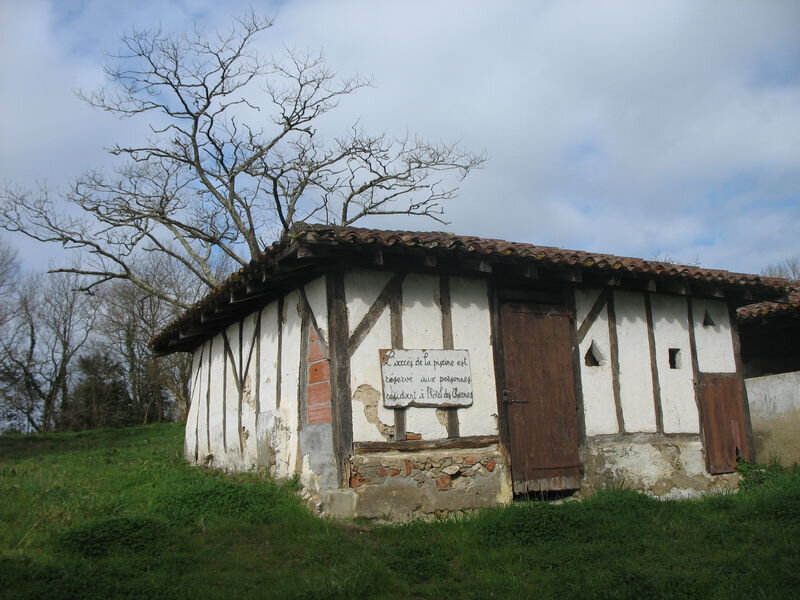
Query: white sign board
379,349,473,408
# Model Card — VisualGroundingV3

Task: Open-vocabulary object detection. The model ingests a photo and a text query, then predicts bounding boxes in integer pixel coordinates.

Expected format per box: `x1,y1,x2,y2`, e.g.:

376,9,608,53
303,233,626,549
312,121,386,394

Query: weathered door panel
698,374,751,474
500,302,582,493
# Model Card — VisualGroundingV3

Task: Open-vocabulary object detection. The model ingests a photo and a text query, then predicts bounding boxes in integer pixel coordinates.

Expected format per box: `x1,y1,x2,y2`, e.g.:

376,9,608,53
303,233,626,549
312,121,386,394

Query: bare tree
762,256,800,280
96,252,216,422
0,14,485,307
0,273,97,432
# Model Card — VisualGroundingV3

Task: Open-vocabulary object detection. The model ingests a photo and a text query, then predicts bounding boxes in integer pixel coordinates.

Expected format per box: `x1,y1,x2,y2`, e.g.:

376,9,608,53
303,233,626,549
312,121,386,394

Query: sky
1,0,799,275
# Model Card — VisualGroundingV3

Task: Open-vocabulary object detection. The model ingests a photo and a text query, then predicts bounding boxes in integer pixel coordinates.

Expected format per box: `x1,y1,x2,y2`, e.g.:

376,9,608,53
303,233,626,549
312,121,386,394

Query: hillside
1,424,799,599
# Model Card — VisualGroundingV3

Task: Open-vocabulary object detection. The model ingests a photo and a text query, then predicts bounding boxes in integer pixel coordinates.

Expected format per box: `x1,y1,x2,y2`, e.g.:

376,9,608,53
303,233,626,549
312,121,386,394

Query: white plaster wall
193,340,211,458
614,291,657,432
256,301,281,469
746,371,800,465
207,332,226,460
692,298,736,373
402,273,448,439
346,272,395,442
747,371,800,418
223,321,241,465
350,307,394,442
258,302,280,414
275,291,302,478
304,276,329,340
184,346,202,459
240,313,259,465
650,294,699,433
197,339,211,457
345,269,392,336
575,289,618,436
450,276,499,437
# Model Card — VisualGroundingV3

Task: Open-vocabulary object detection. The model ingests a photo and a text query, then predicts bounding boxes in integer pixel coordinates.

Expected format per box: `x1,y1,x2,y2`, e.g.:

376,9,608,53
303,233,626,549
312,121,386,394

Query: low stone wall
325,444,511,521
746,371,800,465
581,433,739,499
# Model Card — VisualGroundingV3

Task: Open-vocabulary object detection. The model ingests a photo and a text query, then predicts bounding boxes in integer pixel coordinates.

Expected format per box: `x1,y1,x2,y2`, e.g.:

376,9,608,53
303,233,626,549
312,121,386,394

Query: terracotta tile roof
737,281,800,321
152,224,790,353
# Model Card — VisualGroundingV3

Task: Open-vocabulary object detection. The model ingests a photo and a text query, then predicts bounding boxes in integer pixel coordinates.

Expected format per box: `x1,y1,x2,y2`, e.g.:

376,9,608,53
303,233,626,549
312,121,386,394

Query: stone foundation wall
331,444,511,521
581,433,739,499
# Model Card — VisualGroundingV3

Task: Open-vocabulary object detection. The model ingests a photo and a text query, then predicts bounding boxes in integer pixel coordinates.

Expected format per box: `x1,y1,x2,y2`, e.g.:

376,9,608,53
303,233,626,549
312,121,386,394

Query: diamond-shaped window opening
702,310,716,328
584,340,606,367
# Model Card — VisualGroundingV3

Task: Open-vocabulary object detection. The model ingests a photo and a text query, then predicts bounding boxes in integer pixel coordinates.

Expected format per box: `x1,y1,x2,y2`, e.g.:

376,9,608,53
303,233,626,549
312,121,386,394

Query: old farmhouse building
152,225,789,520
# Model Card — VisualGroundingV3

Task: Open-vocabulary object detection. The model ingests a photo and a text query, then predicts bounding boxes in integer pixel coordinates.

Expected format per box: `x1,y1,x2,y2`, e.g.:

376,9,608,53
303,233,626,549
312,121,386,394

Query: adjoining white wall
693,298,736,373
575,288,618,436
345,269,392,336
450,276,498,437
650,294,699,434
223,321,241,464
184,346,202,459
256,301,282,471
402,273,448,440
746,371,800,465
351,307,394,442
304,276,329,341
195,340,211,457
207,333,226,459
240,312,259,465
614,291,657,432
275,290,302,478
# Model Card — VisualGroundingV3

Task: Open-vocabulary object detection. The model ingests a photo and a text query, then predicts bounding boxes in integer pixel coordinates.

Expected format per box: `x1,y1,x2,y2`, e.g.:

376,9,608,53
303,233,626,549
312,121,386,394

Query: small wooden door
698,374,751,474
500,302,582,493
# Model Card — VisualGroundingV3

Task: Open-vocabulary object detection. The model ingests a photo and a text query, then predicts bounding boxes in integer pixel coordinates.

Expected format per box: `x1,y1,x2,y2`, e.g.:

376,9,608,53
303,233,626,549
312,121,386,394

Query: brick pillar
307,325,332,424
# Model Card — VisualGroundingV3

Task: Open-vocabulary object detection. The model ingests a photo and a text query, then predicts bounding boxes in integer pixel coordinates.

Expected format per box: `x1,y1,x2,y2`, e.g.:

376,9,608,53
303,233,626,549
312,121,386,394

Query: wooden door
698,374,751,474
500,302,582,493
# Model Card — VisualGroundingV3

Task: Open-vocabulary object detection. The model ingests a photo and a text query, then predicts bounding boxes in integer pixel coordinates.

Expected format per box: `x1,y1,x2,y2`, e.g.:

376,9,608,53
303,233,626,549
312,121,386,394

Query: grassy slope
1,424,799,600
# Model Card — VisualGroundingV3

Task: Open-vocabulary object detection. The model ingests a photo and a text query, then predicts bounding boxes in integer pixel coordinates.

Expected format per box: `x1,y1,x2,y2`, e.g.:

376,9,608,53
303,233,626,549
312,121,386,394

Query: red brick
404,460,413,476
463,456,477,466
308,360,330,384
307,402,332,424
485,459,497,472
308,340,325,362
376,466,388,477
350,472,372,488
309,326,319,343
406,432,422,441
388,468,401,477
435,475,452,490
307,381,331,405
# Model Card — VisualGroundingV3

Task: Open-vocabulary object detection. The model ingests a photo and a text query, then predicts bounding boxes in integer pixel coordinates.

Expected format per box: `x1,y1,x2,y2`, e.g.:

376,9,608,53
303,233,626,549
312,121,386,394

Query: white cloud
0,0,798,274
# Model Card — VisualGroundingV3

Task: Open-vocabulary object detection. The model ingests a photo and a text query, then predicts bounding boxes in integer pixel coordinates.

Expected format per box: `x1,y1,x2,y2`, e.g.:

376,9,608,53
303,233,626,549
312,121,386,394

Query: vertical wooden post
644,293,664,433
327,270,353,486
607,291,625,433
440,275,460,438
389,288,406,441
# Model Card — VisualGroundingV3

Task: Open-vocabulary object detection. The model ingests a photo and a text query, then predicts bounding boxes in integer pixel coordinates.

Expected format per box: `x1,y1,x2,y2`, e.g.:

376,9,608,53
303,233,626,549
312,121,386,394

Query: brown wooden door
500,302,582,493
698,374,751,474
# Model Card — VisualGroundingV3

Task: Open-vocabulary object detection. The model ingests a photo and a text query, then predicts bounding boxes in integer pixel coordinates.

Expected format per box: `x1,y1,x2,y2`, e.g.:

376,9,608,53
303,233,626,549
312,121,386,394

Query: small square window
669,348,682,369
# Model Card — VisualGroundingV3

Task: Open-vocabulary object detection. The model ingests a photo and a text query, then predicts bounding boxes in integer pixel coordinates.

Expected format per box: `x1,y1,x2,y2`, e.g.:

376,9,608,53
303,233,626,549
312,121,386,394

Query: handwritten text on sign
379,349,473,408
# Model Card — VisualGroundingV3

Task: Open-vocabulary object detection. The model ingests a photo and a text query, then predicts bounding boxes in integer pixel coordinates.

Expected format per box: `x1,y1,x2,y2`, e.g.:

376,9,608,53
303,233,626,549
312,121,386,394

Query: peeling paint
353,384,394,440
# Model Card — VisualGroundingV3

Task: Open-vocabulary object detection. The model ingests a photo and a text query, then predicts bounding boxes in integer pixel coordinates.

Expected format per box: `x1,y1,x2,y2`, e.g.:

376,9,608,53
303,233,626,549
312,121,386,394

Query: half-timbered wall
183,268,747,516
574,289,742,496
345,270,499,444
185,277,338,494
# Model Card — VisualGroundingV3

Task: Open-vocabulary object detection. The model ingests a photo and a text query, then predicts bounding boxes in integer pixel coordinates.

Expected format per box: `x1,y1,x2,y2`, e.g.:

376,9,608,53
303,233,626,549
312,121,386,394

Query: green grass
1,424,799,599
